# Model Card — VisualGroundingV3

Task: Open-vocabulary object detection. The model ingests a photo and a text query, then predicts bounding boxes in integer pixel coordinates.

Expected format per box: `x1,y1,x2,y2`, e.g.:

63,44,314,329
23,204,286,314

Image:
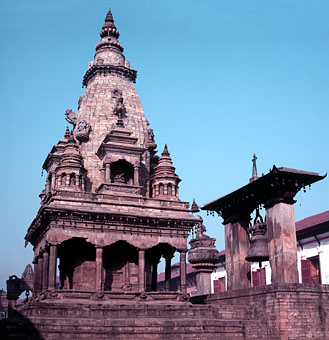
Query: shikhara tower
24,8,198,298
6,8,328,340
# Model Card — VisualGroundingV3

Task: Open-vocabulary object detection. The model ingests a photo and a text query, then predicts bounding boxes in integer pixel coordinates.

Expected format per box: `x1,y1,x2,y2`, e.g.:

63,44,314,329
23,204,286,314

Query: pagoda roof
202,166,326,218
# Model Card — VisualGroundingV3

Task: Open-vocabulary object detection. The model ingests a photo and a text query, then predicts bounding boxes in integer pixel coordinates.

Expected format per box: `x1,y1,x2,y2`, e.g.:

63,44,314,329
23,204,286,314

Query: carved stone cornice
82,64,137,87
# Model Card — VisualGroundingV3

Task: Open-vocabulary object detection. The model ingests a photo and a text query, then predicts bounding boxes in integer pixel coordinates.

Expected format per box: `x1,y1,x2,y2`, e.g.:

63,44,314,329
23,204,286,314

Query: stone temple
3,8,329,340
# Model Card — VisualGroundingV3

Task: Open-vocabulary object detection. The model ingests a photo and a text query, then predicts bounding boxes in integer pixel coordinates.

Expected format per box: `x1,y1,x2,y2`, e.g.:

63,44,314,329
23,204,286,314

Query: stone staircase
4,301,246,340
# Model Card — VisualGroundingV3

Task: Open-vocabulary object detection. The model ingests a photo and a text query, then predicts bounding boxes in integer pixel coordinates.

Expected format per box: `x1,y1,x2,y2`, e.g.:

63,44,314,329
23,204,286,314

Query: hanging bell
245,209,269,265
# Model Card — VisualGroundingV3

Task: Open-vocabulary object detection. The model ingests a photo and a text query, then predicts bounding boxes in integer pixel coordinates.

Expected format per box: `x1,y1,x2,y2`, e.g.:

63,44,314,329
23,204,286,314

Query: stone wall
201,283,329,340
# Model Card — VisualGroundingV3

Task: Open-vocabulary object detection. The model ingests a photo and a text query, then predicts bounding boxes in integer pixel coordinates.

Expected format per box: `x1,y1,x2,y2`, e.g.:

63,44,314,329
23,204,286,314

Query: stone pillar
165,256,172,291
48,245,57,290
42,250,49,291
138,250,145,291
125,262,130,287
265,200,298,283
95,247,103,291
151,261,158,291
33,258,38,296
46,177,51,194
105,163,111,183
179,251,187,294
38,256,44,292
51,172,56,190
134,166,140,186
195,268,213,295
224,215,250,291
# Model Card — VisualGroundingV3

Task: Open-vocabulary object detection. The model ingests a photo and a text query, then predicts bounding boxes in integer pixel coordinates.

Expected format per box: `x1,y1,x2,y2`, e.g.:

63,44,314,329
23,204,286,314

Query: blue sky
1,0,328,290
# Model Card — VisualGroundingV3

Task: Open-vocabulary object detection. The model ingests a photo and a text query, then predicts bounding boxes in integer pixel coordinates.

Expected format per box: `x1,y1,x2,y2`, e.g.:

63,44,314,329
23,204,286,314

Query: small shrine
202,165,326,290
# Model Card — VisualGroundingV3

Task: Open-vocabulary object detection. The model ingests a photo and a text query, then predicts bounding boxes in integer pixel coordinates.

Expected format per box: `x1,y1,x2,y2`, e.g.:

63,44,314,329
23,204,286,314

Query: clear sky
1,0,328,290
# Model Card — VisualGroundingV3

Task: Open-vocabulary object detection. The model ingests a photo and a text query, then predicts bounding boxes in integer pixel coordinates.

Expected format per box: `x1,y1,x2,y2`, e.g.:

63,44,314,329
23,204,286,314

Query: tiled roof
296,210,329,232
157,263,194,282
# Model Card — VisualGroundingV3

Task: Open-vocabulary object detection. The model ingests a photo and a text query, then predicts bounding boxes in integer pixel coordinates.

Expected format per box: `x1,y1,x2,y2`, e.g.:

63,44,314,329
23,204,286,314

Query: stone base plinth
192,283,329,340
4,298,244,340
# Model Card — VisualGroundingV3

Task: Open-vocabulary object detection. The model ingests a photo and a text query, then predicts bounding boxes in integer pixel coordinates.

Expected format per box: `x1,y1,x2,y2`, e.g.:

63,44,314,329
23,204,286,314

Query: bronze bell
245,209,269,265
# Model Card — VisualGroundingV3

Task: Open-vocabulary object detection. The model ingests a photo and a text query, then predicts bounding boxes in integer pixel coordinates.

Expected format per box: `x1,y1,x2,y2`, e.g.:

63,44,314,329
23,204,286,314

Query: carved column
224,215,250,291
75,175,80,189
265,199,298,284
138,250,145,291
48,245,57,290
179,251,187,294
46,177,51,194
33,258,38,296
51,172,56,190
42,250,49,291
165,256,172,291
125,262,130,287
95,247,103,291
151,261,158,291
105,163,111,183
38,255,44,292
134,165,140,186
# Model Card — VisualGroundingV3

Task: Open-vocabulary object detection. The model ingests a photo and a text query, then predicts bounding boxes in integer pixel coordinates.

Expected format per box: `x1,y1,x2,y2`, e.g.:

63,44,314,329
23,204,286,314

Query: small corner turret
151,144,181,199
42,127,87,197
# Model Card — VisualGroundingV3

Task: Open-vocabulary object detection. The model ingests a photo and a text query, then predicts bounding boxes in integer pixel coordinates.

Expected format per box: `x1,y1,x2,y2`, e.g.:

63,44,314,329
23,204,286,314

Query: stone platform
4,299,244,339
192,283,329,340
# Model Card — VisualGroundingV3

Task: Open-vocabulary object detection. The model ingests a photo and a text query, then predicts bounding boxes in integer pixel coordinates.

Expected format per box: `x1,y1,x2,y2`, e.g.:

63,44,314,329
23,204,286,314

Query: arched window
159,183,164,195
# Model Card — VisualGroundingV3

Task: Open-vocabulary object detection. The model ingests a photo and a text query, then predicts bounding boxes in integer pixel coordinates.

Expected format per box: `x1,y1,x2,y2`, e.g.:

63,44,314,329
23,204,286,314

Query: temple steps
6,302,246,339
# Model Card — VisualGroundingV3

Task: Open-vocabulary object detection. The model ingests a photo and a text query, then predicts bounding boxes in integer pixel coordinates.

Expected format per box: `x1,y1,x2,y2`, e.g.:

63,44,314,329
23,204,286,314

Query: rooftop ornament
190,198,200,213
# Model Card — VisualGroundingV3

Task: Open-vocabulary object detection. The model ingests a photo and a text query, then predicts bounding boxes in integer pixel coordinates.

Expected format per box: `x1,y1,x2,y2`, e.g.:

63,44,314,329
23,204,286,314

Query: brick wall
202,283,329,340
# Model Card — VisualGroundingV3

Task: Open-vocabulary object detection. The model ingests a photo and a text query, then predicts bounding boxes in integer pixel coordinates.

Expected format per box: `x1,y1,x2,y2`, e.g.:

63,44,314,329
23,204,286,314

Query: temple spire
100,8,120,39
162,144,170,157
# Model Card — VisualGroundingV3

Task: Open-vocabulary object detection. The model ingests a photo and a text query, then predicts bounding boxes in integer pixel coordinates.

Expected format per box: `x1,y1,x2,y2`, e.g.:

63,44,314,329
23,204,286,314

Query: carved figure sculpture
65,109,77,127
148,128,155,142
75,119,91,142
124,60,130,68
113,96,126,119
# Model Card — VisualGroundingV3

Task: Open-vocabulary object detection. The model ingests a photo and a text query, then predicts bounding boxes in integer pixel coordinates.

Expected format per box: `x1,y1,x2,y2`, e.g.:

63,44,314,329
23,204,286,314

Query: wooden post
224,215,250,291
265,200,298,284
